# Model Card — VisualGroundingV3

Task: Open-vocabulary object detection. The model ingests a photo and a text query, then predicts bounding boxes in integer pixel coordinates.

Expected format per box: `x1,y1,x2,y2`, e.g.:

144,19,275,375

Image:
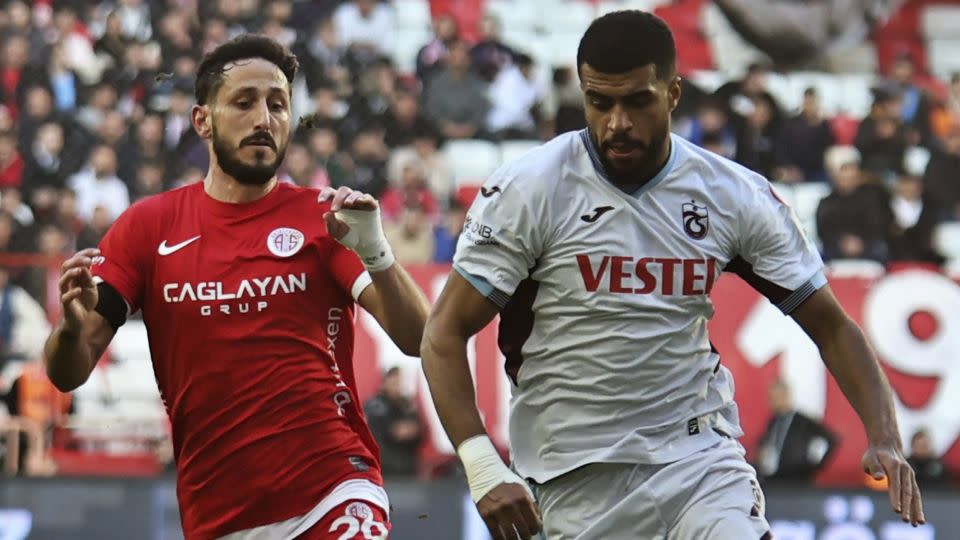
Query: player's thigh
538,463,662,540
669,439,770,540
297,500,391,540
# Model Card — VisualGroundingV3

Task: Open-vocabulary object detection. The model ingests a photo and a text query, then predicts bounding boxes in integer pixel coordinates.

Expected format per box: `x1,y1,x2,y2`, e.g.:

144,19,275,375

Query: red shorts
296,499,391,540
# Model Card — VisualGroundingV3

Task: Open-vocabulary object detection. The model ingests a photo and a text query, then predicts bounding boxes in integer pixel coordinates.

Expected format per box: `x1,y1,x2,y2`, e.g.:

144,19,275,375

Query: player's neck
203,170,278,204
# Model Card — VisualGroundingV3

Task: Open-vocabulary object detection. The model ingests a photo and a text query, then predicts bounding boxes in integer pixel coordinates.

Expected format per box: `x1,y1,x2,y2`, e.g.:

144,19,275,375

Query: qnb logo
682,201,709,240
463,215,498,246
576,255,718,296
162,273,307,316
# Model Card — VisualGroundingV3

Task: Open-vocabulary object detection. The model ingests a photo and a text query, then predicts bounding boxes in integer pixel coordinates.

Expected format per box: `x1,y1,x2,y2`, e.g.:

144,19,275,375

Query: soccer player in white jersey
421,10,925,540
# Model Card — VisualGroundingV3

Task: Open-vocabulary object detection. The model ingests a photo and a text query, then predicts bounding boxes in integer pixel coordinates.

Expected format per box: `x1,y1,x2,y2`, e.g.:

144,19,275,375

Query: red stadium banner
350,265,960,487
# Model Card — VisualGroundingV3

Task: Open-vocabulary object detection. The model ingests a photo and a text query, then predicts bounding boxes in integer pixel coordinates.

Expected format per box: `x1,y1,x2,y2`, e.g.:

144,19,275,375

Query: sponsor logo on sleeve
462,215,500,246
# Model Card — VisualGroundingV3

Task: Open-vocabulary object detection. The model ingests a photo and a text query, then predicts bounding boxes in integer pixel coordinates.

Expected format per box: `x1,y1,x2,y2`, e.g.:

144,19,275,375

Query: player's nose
607,106,633,133
252,99,272,132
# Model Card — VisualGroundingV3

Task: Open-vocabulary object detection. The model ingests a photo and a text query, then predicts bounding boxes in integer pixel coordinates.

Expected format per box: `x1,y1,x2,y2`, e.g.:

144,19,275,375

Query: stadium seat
394,0,433,32
837,74,875,118
903,146,932,176
500,140,542,164
485,0,539,34
933,221,960,262
544,31,584,68
790,182,832,243
442,140,502,186
596,0,669,16
540,1,595,35
393,28,432,74
921,4,960,40
926,38,960,80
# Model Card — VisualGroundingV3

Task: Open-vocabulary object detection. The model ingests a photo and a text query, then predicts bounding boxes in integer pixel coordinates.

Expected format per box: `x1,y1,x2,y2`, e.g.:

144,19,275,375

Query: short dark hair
577,10,675,79
195,34,299,105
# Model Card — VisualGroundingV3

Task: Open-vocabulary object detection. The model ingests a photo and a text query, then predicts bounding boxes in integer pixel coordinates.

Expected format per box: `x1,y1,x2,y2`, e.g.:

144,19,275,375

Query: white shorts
217,478,389,540
534,437,771,540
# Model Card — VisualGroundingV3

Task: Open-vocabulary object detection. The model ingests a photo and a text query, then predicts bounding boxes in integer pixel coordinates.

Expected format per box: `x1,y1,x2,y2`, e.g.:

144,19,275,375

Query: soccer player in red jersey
42,35,430,540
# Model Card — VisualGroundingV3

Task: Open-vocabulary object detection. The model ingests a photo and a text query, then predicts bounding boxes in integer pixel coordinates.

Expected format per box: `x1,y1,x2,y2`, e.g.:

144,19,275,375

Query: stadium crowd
0,0,958,482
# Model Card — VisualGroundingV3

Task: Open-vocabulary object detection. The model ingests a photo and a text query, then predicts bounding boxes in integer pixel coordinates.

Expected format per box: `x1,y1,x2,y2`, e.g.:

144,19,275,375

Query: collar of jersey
579,129,677,198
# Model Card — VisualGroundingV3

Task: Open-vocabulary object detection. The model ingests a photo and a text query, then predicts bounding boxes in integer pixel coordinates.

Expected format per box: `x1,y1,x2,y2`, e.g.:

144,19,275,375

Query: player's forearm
420,324,487,448
369,263,430,356
43,323,95,392
817,316,901,446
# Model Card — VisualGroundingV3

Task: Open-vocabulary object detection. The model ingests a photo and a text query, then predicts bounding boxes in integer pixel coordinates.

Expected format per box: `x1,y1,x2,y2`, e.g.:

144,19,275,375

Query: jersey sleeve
730,181,826,314
329,240,371,301
453,169,545,309
92,203,150,314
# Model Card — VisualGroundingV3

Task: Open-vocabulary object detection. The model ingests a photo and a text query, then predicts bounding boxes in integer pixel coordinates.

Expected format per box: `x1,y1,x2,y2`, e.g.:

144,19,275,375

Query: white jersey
453,130,825,483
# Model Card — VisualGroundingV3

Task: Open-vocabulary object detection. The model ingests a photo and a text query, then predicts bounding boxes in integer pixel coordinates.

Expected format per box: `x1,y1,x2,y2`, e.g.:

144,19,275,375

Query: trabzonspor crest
682,201,708,240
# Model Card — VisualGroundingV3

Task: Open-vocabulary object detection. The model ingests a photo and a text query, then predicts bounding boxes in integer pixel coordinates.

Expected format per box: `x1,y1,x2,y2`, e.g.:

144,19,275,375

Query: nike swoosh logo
158,235,201,256
480,186,501,198
580,206,615,223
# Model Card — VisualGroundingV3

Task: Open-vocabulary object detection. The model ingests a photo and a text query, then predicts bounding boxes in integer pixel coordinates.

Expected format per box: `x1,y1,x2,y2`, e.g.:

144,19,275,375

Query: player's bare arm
791,285,925,526
421,271,542,540
43,248,117,392
319,185,430,356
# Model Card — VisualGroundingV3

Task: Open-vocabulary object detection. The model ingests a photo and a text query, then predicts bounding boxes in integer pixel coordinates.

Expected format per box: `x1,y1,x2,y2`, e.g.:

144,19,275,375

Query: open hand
862,444,925,526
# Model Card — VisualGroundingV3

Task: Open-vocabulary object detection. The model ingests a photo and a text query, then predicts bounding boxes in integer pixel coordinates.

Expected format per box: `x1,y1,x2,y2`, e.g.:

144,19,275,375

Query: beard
596,130,668,182
212,127,286,186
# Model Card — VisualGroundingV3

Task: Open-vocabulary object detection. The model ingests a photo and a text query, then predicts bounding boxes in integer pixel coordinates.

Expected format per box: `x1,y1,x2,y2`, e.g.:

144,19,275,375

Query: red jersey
92,181,383,539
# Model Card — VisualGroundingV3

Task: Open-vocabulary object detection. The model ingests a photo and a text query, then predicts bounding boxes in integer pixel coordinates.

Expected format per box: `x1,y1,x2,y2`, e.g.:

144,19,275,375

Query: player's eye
589,97,613,110
270,102,285,112
236,100,251,109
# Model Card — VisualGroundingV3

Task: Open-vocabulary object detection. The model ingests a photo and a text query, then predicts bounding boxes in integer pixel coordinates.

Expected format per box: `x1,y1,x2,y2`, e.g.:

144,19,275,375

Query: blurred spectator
816,146,892,262
0,267,50,363
387,126,453,201
94,10,129,66
0,131,23,188
434,198,465,263
165,82,195,151
755,379,836,485
332,0,395,60
76,206,114,251
774,87,834,183
380,163,438,223
75,82,119,135
97,110,128,150
923,124,960,221
542,66,585,136
0,211,16,254
485,57,539,140
55,189,84,240
17,85,58,153
882,53,931,146
47,41,79,113
469,14,514,83
131,158,167,201
22,122,73,194
295,17,350,95
676,98,736,157
363,367,423,477
115,0,153,42
155,10,195,63
118,112,168,190
305,125,352,188
735,96,777,177
907,429,950,488
424,40,489,140
887,173,944,264
712,0,894,72
279,142,327,189
343,127,389,197
19,223,70,301
67,144,130,222
1,188,33,229
855,88,908,181
700,131,735,160
0,33,33,120
52,5,107,85
712,63,783,132
416,13,459,83
384,202,435,265
381,89,434,148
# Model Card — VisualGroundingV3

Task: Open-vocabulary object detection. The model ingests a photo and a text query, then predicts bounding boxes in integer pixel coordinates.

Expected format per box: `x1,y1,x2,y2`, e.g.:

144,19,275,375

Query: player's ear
667,76,682,113
191,104,213,139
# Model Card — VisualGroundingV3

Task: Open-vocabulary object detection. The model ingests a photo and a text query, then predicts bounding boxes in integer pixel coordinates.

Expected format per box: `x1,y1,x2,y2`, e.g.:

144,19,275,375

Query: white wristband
457,435,531,503
333,208,395,272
